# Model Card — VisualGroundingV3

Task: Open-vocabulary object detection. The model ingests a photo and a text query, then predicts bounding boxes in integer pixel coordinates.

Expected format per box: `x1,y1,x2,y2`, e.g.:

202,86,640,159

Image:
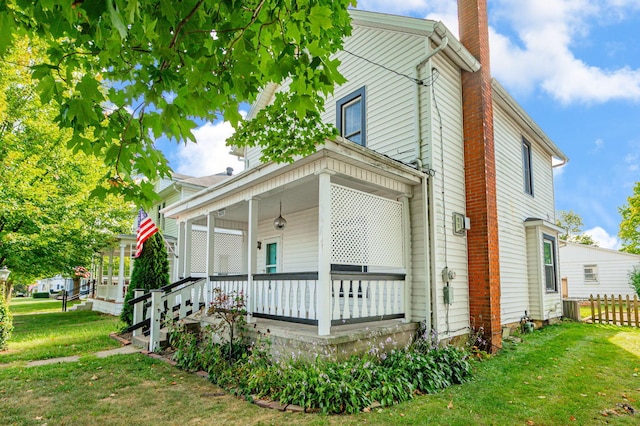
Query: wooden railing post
149,289,163,352
132,289,144,338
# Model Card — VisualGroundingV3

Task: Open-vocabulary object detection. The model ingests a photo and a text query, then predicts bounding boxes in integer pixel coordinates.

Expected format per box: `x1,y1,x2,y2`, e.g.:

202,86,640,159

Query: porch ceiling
167,139,425,226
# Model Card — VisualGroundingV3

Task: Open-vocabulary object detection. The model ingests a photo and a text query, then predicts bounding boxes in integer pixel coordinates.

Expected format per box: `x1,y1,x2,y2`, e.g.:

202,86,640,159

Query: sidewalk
0,334,143,368
24,345,143,367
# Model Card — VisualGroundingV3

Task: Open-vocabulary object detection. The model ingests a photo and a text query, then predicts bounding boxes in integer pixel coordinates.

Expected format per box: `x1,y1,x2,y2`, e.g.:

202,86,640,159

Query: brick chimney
457,0,502,351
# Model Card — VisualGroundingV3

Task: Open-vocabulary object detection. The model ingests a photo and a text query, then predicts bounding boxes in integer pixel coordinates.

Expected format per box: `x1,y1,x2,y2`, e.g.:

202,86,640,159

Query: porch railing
131,272,406,351
210,271,405,325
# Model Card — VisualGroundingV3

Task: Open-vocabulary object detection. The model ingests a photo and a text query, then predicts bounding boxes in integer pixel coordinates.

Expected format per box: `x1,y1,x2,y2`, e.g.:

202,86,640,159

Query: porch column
128,242,134,280
177,221,186,279
246,198,259,324
107,249,114,287
97,255,104,298
400,194,412,323
184,219,193,278
207,212,216,306
317,172,333,336
116,242,126,303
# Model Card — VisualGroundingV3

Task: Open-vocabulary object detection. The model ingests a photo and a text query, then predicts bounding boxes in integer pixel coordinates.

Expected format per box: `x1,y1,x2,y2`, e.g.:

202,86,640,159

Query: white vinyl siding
409,183,429,321
494,103,559,324
427,52,469,338
256,207,318,274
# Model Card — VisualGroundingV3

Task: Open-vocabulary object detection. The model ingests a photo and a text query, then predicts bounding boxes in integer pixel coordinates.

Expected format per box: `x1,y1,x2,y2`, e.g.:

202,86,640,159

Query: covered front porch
165,139,427,337
87,234,176,315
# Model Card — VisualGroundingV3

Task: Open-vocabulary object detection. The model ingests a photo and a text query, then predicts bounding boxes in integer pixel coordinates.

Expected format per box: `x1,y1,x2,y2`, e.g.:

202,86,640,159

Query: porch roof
162,138,425,221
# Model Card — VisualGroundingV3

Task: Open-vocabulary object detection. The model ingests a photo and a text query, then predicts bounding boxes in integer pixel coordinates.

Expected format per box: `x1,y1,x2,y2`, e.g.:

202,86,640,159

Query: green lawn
1,298,122,363
1,303,640,425
8,297,80,314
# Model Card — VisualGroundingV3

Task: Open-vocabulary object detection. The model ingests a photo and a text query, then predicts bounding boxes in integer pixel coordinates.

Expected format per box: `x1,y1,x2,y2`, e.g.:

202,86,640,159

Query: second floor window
522,138,534,196
336,87,366,146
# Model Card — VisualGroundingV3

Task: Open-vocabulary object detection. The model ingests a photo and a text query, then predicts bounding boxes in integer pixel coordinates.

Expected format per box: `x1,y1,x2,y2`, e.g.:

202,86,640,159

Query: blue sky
159,0,640,249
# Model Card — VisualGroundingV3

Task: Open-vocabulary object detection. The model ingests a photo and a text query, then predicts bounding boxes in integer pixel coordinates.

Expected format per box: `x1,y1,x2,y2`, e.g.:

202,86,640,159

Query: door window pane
266,242,277,274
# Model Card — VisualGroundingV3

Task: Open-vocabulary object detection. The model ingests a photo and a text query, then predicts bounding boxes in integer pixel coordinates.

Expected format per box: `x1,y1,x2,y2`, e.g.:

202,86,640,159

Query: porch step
130,318,201,350
131,329,169,350
68,301,93,311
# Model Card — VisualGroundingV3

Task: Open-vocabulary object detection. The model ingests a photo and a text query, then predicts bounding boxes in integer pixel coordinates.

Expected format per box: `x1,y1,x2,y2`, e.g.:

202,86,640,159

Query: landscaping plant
169,318,474,414
0,288,12,349
120,233,170,326
630,265,640,297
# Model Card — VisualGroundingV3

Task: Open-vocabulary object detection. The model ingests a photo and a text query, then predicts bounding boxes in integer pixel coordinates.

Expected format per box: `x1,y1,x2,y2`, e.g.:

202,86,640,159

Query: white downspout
413,35,448,333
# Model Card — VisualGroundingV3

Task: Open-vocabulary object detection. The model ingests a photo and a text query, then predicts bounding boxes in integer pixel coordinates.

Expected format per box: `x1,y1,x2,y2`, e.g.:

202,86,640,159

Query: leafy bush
169,320,474,414
0,292,13,349
121,232,169,326
630,266,640,297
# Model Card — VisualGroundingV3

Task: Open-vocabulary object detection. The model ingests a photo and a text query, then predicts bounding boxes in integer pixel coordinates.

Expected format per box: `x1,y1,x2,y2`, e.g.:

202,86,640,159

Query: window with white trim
584,265,599,283
543,235,557,292
336,87,366,146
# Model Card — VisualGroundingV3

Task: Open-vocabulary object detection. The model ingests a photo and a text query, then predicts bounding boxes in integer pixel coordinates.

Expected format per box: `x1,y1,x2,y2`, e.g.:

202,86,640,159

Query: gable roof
246,9,480,122
560,240,640,261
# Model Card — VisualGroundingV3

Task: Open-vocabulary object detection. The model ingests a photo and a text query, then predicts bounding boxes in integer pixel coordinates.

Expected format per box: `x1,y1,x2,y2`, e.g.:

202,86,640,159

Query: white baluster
308,280,316,320
361,280,369,318
283,280,291,317
342,281,351,320
332,280,341,320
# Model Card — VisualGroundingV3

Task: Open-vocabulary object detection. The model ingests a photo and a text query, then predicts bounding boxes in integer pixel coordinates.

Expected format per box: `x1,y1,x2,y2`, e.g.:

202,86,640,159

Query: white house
559,241,639,299
36,275,72,294
152,5,567,352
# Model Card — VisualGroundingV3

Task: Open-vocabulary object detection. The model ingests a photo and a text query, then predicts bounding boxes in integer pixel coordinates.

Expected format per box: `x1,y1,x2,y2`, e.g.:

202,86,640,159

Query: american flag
134,209,159,258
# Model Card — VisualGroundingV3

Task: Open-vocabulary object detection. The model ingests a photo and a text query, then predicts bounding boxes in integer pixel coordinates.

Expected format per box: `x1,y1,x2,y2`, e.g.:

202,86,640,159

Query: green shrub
32,292,50,299
630,266,640,297
0,292,13,349
169,320,474,414
121,233,169,326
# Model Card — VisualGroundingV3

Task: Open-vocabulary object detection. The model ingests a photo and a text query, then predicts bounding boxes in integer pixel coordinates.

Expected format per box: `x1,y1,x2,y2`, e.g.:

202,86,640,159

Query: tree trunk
3,282,12,304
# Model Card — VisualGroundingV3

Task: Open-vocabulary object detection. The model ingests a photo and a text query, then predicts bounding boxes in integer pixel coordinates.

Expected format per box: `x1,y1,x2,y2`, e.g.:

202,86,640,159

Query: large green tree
1,0,354,206
0,38,133,295
120,232,169,326
556,210,596,246
619,182,640,254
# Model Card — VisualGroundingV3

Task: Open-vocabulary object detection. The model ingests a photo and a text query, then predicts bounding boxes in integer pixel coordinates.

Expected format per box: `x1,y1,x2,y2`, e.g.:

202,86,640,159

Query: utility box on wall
443,285,454,305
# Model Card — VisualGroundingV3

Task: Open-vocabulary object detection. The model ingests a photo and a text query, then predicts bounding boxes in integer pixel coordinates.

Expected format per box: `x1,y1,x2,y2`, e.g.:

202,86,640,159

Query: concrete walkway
1,344,143,368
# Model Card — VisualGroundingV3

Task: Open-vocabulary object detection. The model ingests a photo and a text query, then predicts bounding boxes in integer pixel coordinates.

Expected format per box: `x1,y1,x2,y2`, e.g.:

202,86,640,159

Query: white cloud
590,138,604,154
174,121,244,176
553,162,566,178
489,0,640,104
585,226,621,249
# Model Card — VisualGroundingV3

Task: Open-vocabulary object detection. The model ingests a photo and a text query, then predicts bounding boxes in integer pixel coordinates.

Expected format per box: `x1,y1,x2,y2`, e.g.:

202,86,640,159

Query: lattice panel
190,230,208,273
214,232,244,274
330,184,404,268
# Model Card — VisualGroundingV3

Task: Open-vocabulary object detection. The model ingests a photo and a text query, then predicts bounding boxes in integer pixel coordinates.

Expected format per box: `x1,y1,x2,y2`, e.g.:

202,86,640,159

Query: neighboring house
559,241,639,299
36,275,72,294
87,170,235,315
36,275,89,295
151,169,239,282
157,6,567,352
